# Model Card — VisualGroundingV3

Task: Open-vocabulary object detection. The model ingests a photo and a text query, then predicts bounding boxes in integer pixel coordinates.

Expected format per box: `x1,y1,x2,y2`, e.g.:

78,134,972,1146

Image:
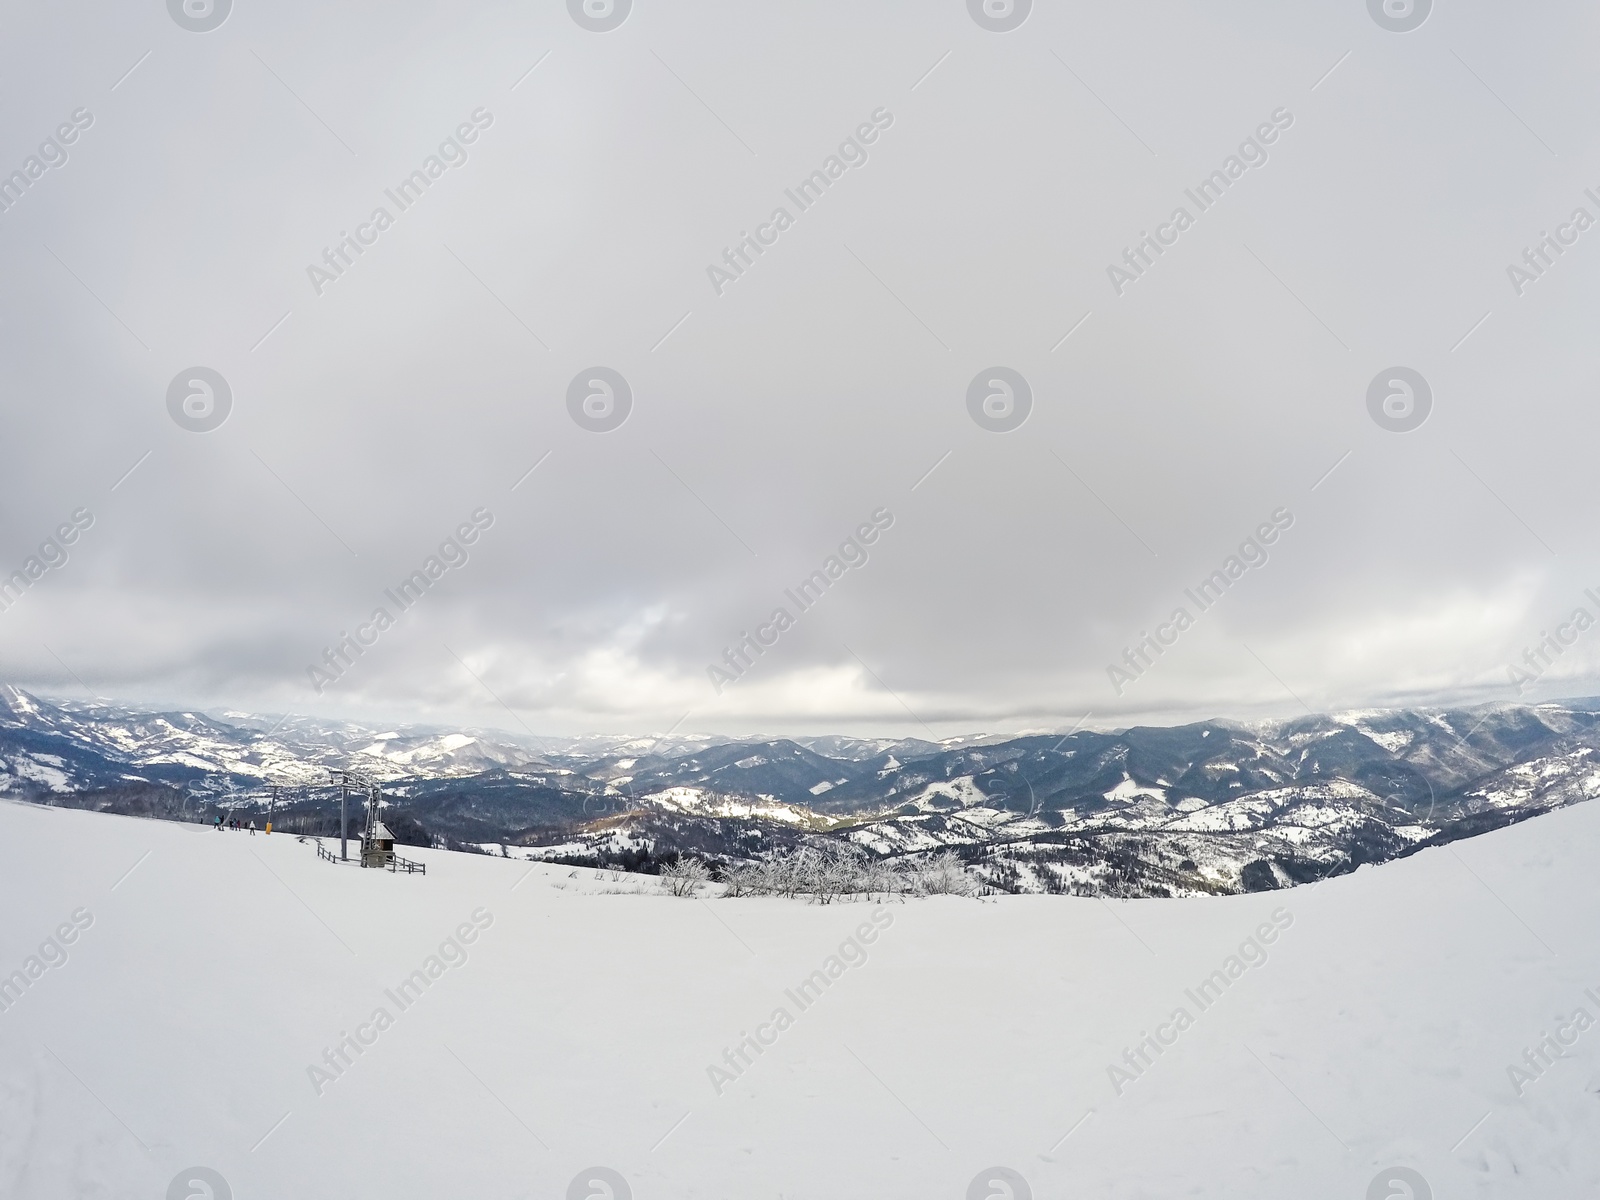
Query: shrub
909,851,980,897
716,842,975,903
659,856,711,897
719,860,761,897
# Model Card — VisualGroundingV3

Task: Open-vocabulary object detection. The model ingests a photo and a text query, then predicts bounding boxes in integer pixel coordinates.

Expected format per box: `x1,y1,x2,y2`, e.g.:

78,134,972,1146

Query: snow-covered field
1,796,1597,1199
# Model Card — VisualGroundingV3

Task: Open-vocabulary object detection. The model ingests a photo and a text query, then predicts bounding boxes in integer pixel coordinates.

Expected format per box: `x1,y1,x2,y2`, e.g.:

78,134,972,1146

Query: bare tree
909,851,979,897
719,860,760,897
712,842,977,903
660,857,711,897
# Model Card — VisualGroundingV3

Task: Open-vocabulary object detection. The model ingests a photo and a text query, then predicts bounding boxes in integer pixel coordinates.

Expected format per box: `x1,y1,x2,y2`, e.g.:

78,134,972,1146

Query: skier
248,820,256,836
214,814,223,832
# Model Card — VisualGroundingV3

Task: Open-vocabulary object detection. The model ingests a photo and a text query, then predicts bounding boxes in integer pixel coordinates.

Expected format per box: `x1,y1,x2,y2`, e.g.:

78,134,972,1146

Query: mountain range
4,684,1598,896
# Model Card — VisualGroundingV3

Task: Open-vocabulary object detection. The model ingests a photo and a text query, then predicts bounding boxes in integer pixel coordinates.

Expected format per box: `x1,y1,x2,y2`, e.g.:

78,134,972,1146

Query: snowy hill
0,685,561,791
1,796,1597,1197
9,686,1600,896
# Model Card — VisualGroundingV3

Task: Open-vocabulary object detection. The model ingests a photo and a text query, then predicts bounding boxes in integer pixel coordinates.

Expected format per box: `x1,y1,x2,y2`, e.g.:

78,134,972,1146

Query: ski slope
0,796,1596,1199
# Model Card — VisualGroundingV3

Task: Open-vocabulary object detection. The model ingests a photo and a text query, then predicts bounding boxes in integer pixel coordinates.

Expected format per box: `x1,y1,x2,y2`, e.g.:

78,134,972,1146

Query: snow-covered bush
909,851,980,897
860,856,913,900
659,856,711,897
719,860,762,897
716,843,976,902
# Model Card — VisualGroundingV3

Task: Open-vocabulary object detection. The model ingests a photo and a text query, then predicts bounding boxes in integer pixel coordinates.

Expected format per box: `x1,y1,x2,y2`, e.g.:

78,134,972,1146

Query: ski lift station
314,769,425,875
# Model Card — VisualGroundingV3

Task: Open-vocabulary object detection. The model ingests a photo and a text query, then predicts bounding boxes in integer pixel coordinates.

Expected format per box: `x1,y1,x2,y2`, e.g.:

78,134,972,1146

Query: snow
1164,800,1275,833
7,756,72,790
3,688,41,715
636,787,819,826
907,775,988,809
1361,729,1413,754
1,798,1598,1197
943,806,1017,832
1104,777,1168,804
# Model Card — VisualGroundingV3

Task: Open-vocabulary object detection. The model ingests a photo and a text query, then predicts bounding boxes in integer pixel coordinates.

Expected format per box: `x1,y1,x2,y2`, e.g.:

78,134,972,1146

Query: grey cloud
0,2,1595,736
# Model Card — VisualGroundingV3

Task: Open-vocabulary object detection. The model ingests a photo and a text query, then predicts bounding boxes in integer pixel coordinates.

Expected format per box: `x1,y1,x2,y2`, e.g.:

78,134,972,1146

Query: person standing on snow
248,820,256,836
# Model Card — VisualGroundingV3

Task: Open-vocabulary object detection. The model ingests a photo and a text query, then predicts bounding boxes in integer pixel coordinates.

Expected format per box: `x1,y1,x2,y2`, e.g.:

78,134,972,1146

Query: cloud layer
1,1,1596,736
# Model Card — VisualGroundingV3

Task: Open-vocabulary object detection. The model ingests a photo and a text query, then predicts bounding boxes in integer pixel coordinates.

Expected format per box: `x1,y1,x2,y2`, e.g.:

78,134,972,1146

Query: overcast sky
0,0,1597,738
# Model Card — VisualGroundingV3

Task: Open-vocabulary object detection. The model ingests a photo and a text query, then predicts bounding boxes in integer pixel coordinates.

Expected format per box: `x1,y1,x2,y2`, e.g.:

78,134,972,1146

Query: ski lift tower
318,766,423,873
357,782,422,872
360,786,397,870
327,767,378,862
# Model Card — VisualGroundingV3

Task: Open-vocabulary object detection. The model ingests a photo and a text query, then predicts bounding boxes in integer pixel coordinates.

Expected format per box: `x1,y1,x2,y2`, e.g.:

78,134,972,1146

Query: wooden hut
361,820,396,869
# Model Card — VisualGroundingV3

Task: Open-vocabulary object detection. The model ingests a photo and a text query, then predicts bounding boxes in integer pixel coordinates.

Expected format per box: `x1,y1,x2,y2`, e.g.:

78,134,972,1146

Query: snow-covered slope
1,799,1596,1197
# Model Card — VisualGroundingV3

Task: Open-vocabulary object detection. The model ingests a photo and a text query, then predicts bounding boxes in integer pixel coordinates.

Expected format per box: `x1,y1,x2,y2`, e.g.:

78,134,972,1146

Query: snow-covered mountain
499,704,1600,896
0,685,545,789
6,686,1600,896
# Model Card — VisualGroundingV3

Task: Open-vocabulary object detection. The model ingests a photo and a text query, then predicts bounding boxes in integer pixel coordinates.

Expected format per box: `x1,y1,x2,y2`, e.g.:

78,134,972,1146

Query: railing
307,834,424,875
314,840,349,865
